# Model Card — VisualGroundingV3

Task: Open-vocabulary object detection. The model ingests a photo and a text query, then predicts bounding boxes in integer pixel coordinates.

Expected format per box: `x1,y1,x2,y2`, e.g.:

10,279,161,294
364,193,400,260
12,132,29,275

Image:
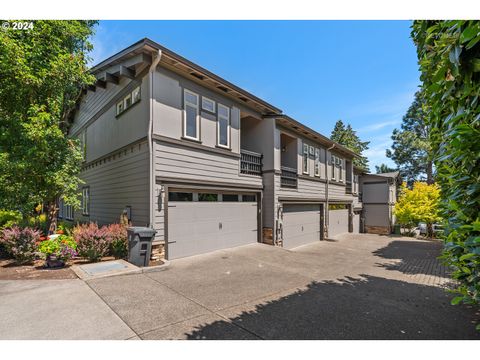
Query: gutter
148,50,162,228
325,143,335,239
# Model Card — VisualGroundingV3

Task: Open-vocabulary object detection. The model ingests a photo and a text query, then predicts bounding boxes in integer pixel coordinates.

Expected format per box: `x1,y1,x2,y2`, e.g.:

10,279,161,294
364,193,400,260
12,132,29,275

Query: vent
190,72,205,80
239,96,248,102
217,85,229,93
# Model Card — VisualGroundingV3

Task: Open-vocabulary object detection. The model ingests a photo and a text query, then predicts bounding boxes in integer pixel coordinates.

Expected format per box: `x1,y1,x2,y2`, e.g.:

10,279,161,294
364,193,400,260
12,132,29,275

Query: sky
89,20,421,171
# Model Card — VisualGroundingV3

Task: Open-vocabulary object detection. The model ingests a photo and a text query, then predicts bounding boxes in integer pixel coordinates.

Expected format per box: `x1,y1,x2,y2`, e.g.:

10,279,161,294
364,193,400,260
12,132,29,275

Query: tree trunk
47,202,58,235
426,160,434,184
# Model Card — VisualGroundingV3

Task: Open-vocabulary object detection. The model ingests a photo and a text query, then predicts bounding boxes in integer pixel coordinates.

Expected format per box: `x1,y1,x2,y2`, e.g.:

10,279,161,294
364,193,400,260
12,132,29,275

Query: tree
412,20,480,310
375,163,397,174
386,91,433,185
394,182,441,237
0,21,97,231
330,120,370,171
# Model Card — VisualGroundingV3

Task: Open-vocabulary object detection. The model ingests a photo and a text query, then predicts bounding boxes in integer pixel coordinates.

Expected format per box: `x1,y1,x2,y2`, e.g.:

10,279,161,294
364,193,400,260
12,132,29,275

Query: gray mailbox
127,227,157,267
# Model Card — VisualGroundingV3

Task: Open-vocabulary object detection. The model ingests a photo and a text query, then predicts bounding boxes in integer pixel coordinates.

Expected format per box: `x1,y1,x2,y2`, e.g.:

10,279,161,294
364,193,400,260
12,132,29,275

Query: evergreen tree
375,163,397,174
386,91,433,184
330,120,370,171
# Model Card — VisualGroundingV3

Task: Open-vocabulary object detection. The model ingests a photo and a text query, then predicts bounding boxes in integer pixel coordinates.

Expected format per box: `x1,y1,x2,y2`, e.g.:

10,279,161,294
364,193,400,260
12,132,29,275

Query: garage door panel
167,194,257,260
283,204,321,249
329,209,349,238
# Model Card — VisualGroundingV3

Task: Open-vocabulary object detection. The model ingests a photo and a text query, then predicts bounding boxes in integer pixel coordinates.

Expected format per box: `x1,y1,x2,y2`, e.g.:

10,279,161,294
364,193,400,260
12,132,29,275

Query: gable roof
83,38,362,160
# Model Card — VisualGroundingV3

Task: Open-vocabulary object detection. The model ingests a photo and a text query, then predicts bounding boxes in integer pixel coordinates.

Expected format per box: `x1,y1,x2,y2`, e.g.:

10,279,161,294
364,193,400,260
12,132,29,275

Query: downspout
148,50,162,228
325,143,335,239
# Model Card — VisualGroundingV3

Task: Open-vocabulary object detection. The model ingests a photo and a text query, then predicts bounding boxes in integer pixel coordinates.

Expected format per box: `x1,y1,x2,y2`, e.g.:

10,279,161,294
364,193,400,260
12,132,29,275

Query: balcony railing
240,149,263,176
281,166,298,188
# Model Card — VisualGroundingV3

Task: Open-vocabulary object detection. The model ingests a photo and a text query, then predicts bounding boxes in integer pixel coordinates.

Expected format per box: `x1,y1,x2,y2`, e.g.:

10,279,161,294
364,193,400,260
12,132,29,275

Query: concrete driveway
1,234,479,339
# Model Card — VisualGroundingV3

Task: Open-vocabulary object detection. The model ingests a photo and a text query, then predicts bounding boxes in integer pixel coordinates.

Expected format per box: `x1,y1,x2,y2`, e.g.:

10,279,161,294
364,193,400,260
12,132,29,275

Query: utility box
127,227,157,267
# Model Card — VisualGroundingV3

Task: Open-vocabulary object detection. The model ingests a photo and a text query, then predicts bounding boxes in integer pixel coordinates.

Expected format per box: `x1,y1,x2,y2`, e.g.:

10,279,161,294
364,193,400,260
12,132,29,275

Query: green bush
0,210,22,229
412,20,480,315
38,235,77,262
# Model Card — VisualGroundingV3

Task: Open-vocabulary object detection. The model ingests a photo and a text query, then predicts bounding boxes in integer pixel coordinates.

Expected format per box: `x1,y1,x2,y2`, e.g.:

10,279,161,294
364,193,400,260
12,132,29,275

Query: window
331,155,336,179
338,158,343,181
184,90,199,140
222,194,239,202
314,148,320,177
116,101,124,115
64,204,73,220
303,143,309,174
329,204,348,210
217,104,230,148
79,130,87,161
241,194,256,202
198,193,218,202
58,198,64,219
132,86,141,103
116,86,141,116
82,187,89,216
169,192,193,201
124,93,132,108
202,97,216,113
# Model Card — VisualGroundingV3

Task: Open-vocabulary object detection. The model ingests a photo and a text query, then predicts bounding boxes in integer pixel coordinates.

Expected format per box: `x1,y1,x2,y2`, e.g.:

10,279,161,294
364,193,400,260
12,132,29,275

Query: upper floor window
337,157,343,181
314,148,320,177
303,143,309,174
217,104,230,148
331,155,336,179
184,89,200,140
116,86,141,116
202,97,216,113
58,198,64,219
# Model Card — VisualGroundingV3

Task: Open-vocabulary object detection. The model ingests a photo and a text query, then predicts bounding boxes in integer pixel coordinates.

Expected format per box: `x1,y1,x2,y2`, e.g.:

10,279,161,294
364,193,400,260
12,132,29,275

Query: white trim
331,154,336,180
201,96,216,113
183,89,200,140
217,103,230,148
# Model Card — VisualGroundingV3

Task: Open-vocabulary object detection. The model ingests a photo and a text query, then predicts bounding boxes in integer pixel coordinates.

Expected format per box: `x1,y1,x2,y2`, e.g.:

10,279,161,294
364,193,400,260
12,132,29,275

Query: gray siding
362,182,389,203
364,204,390,227
75,141,150,227
276,175,327,199
262,172,276,229
152,67,258,153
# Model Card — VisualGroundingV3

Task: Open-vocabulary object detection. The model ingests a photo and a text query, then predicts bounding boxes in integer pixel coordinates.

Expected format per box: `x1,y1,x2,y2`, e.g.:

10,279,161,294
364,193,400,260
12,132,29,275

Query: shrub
38,235,77,262
0,226,40,264
73,223,109,262
107,223,128,259
0,210,22,229
57,220,74,236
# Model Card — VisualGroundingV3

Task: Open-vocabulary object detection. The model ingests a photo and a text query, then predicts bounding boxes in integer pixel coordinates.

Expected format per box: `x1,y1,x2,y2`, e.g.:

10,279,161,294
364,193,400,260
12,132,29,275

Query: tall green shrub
412,21,480,311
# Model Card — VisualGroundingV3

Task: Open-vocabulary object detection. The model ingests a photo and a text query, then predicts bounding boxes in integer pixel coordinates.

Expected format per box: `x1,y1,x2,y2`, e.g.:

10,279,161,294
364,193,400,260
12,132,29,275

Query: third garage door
282,204,322,249
328,204,349,238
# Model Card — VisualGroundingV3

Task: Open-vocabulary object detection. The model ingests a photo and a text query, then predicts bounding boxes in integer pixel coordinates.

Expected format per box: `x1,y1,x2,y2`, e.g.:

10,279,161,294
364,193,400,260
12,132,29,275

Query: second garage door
167,191,258,259
282,204,322,249
328,205,349,238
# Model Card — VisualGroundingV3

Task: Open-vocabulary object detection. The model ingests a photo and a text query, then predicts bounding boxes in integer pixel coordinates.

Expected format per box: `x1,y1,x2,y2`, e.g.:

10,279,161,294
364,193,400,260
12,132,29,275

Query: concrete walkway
1,234,479,339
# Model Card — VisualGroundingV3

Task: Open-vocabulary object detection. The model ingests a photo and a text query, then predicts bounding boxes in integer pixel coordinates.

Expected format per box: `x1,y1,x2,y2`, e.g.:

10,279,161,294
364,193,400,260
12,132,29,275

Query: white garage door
167,191,258,260
282,204,321,249
353,212,360,233
329,206,349,238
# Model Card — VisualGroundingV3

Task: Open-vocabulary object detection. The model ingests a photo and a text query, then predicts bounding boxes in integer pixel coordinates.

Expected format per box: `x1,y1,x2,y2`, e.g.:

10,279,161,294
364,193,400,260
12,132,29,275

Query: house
64,38,370,260
360,171,400,234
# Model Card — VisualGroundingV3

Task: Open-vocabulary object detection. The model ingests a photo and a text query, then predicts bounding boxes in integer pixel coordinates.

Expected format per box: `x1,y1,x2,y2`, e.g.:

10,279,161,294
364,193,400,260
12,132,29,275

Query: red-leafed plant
73,223,109,262
0,226,40,264
106,223,128,259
